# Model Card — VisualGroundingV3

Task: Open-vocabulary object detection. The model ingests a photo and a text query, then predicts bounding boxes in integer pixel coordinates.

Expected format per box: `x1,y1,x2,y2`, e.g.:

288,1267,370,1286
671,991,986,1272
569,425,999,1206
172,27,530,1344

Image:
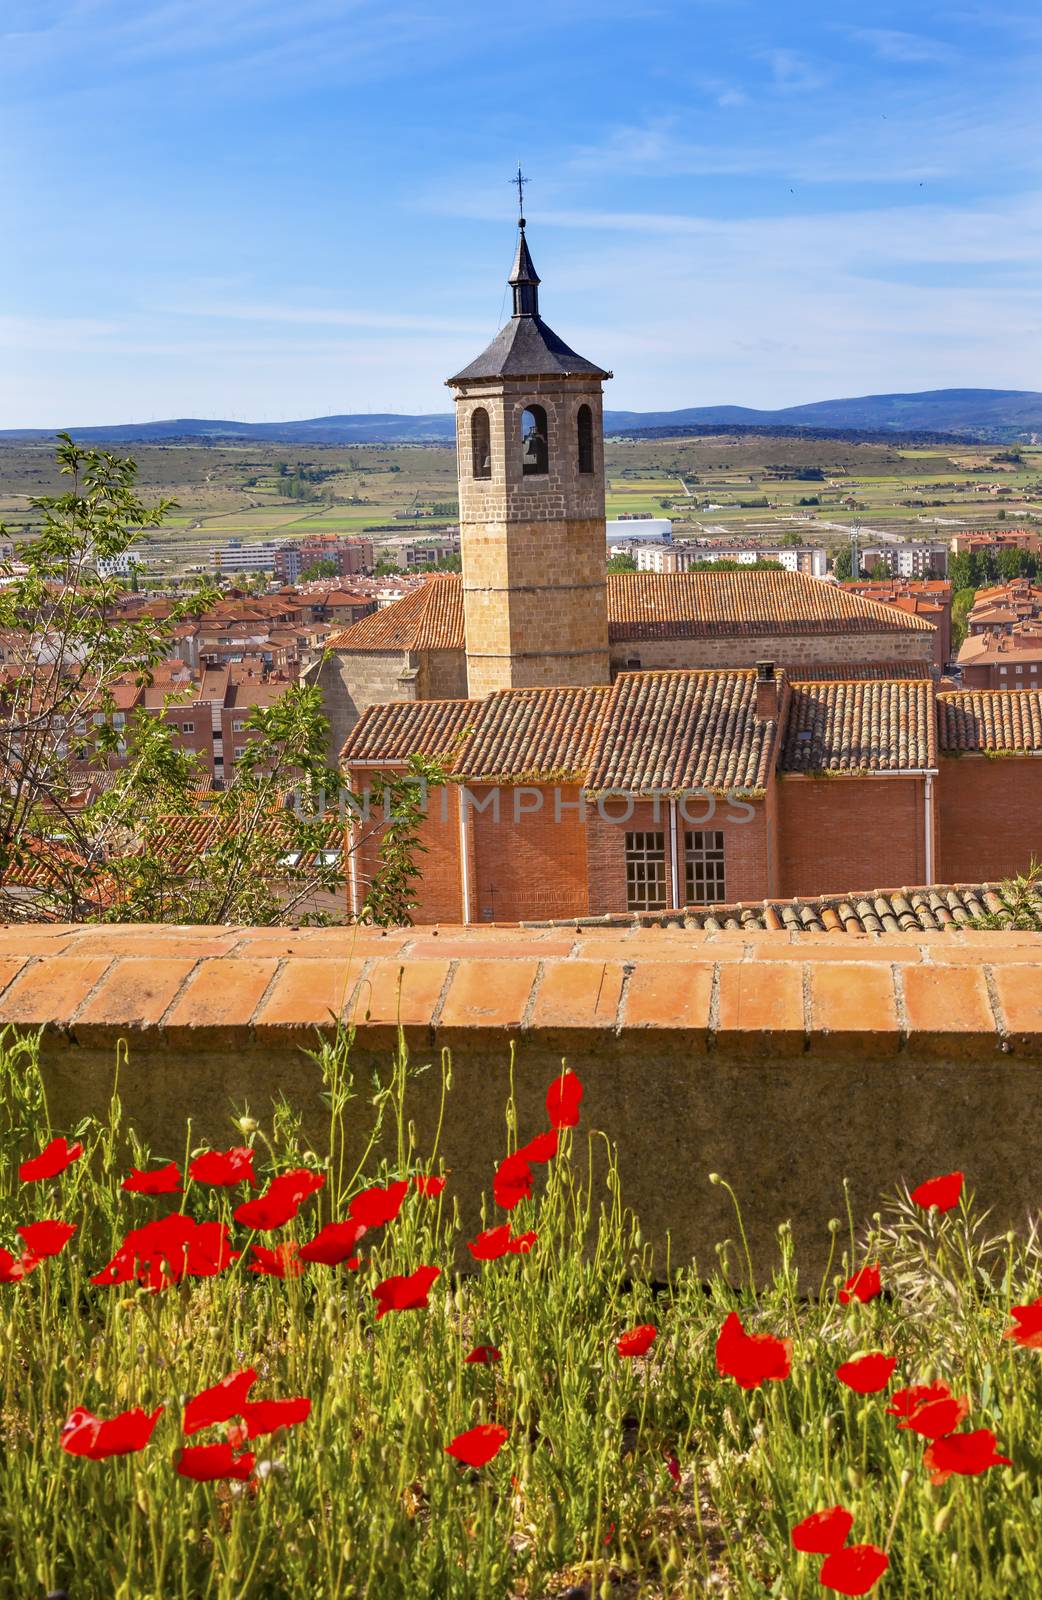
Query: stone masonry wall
5,921,1042,1280
455,380,610,696
610,630,935,676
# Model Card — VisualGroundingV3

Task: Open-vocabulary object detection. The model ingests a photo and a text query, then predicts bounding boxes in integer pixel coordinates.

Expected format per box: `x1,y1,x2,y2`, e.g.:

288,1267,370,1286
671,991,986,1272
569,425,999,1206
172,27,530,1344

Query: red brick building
840,579,952,671
343,669,1042,920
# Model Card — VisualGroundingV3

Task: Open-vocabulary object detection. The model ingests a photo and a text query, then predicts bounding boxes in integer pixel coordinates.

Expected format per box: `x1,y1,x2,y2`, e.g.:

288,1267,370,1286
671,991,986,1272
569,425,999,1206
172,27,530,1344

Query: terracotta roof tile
605,570,934,639
326,569,932,656
456,686,608,782
938,688,1042,752
525,882,1036,933
340,699,477,765
326,576,464,652
780,679,936,772
586,669,778,795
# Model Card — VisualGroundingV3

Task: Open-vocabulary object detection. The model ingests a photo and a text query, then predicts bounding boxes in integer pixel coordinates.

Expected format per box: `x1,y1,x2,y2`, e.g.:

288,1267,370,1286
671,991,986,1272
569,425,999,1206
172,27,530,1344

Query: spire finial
514,164,528,228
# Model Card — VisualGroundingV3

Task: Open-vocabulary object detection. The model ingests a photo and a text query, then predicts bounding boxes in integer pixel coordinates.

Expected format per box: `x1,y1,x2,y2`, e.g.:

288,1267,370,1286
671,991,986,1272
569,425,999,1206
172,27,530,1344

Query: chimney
756,660,779,720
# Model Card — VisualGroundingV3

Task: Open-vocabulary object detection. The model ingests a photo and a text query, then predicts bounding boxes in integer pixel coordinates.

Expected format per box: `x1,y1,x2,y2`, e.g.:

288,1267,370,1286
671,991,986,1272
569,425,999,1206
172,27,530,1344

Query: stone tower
446,219,612,698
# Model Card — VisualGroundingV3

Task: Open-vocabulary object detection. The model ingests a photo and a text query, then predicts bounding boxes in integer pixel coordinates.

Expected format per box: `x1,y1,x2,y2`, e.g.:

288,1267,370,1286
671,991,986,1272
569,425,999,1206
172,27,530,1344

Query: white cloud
847,27,956,64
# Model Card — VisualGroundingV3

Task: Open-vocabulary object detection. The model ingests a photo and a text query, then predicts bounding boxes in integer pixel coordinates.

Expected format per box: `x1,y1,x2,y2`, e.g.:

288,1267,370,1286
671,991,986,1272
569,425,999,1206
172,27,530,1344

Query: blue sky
1,0,1040,426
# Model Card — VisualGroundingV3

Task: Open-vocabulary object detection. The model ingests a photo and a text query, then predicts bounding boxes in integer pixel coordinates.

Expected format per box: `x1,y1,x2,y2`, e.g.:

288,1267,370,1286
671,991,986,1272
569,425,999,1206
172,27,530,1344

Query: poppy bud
846,1466,862,1490
708,1172,721,1185
934,1503,954,1535
237,1117,258,1134
828,1218,841,1233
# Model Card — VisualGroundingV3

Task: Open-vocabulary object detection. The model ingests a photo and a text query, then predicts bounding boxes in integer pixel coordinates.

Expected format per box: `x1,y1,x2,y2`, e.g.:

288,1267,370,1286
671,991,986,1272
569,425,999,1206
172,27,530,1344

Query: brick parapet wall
5,923,1042,1275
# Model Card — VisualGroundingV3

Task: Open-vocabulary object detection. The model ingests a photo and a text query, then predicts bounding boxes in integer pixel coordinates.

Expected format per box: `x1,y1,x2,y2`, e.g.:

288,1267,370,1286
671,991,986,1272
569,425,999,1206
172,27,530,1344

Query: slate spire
509,223,540,317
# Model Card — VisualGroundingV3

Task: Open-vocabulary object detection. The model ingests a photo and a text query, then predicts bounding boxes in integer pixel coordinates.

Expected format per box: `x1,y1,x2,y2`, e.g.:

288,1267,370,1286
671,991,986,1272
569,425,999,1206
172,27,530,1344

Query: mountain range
2,389,1040,446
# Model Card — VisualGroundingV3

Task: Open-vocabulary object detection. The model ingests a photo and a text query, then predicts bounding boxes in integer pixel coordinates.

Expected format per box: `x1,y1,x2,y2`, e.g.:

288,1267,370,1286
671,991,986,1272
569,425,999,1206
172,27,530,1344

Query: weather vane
513,165,528,225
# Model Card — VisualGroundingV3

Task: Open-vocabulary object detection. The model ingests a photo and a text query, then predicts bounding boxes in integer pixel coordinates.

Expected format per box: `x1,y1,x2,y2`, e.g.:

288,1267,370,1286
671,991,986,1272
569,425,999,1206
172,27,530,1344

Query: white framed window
685,830,726,905
625,831,667,913
180,721,195,733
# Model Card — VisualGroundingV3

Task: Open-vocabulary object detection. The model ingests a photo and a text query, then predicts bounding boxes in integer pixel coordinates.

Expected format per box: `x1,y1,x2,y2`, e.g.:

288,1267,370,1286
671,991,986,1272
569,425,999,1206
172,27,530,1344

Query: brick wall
585,794,774,914
777,774,929,896
346,770,464,924
937,754,1042,881
468,783,589,922
7,921,1042,1279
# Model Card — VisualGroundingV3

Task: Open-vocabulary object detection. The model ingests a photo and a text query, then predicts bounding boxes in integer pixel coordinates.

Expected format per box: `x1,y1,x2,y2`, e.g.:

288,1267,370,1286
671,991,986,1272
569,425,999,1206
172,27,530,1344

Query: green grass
2,1029,1042,1598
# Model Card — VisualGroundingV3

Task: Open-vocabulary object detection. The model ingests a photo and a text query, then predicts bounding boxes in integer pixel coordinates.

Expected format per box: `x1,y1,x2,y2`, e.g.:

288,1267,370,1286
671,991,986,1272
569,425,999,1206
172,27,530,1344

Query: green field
2,433,1041,577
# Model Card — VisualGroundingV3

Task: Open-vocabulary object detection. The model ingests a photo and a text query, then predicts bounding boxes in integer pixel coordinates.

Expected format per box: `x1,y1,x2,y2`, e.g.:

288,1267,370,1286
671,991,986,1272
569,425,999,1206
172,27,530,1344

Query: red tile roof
780,679,936,772
344,669,782,796
326,575,465,652
585,669,777,795
326,569,933,654
937,689,1042,752
605,570,934,639
457,686,608,782
340,699,478,765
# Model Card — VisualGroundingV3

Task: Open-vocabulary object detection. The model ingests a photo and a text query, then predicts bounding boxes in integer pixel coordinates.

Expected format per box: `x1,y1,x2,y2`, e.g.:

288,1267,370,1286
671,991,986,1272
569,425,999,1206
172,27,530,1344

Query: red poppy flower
61,1404,163,1460
664,1452,681,1488
0,1248,36,1283
19,1137,83,1183
839,1264,882,1305
507,1229,538,1254
372,1264,441,1319
188,1147,256,1188
790,1506,854,1555
910,1171,963,1213
234,1168,324,1230
122,1163,182,1195
835,1353,897,1394
241,1396,311,1439
90,1213,238,1291
465,1345,502,1364
616,1324,657,1358
923,1428,1011,1484
885,1381,953,1420
16,1219,76,1260
493,1151,533,1211
176,1442,256,1482
545,1069,583,1129
298,1219,367,1267
225,1421,249,1451
445,1423,509,1468
896,1394,969,1438
1005,1298,1042,1349
183,1367,258,1437
819,1543,889,1596
467,1224,512,1262
715,1311,792,1390
517,1129,558,1163
413,1175,446,1197
248,1242,304,1279
349,1180,409,1229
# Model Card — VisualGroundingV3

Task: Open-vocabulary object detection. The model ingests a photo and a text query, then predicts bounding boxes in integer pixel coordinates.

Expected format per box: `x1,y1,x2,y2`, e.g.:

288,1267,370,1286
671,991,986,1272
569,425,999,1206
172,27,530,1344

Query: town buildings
857,540,949,579
957,581,1042,687
840,579,952,670
636,541,828,577
334,216,1042,921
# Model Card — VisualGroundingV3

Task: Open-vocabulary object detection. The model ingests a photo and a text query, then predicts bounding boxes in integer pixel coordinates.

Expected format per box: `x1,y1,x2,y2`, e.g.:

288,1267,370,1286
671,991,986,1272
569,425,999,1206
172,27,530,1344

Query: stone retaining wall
2,922,1040,1279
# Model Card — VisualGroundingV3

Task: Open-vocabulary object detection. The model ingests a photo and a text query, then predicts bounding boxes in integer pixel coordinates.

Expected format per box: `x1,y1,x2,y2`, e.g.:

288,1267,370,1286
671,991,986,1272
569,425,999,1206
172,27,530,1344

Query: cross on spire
513,165,528,226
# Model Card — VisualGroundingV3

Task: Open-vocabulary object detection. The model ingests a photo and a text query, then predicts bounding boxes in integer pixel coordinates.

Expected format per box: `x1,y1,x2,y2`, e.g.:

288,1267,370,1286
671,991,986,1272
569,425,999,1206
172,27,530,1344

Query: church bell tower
446,201,612,698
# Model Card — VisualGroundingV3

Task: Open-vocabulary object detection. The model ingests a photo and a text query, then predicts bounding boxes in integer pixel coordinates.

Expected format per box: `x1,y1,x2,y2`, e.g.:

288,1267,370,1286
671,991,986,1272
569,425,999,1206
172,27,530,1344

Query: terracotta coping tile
528,961,625,1031
990,965,1042,1052
0,954,115,1027
253,959,367,1033
437,959,539,1030
0,928,80,955
901,965,996,1054
751,943,923,964
74,957,202,1041
163,957,281,1043
407,933,575,961
66,928,240,960
623,962,713,1033
347,958,452,1030
231,928,411,959
809,963,900,1054
0,955,29,1001
716,962,805,1054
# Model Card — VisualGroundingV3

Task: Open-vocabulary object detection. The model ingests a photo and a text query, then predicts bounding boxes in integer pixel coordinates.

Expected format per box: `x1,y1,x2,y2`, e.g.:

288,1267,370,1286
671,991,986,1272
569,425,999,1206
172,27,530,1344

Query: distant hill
3,389,1040,446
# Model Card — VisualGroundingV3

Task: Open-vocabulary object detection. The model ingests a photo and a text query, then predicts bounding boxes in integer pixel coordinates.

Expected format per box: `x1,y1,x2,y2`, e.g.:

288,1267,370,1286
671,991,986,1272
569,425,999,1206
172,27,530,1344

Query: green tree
833,547,853,580
0,439,433,927
607,552,638,572
951,587,977,654
997,546,1027,582
300,559,338,582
